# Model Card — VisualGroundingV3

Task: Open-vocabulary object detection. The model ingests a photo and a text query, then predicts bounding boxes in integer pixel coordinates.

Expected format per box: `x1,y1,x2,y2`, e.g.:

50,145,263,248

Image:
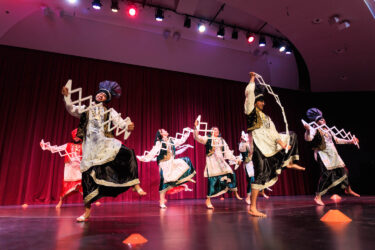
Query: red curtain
0,45,316,205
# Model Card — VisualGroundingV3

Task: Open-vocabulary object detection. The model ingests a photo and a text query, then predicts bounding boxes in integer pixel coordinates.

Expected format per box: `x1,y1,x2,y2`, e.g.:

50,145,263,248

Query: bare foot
134,185,147,196
245,197,251,205
206,199,214,209
314,196,325,206
235,192,243,200
262,192,270,199
160,201,167,209
76,212,90,222
55,200,62,209
248,207,267,217
287,163,305,171
345,188,360,197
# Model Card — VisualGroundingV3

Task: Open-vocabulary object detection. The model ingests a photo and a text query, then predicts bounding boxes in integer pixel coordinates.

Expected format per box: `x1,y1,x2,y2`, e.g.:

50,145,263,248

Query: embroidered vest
156,138,176,164
205,137,224,156
308,130,326,151
77,108,114,140
240,151,251,163
246,108,263,132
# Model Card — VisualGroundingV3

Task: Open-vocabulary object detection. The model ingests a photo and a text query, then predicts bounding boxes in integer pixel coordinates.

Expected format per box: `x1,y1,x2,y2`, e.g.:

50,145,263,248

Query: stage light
111,1,119,13
92,0,102,10
184,16,191,28
217,25,225,38
67,0,77,4
279,43,286,52
259,35,266,47
198,22,206,33
231,29,238,40
155,8,164,22
128,5,137,16
246,33,255,43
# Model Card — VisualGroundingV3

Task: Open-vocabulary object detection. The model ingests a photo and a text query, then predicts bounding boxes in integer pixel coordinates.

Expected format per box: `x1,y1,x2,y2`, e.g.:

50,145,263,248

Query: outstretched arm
137,141,163,162
333,135,358,145
173,130,191,147
110,108,132,130
244,72,256,115
223,140,241,165
40,140,67,154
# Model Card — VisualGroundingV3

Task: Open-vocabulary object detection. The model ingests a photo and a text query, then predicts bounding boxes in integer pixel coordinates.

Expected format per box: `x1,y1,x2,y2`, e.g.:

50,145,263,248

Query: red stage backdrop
0,45,316,205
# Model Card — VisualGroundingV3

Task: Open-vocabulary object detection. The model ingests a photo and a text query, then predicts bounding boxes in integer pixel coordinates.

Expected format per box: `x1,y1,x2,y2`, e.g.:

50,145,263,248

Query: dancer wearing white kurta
138,129,196,208
304,108,360,206
193,121,242,209
244,72,305,217
62,80,146,222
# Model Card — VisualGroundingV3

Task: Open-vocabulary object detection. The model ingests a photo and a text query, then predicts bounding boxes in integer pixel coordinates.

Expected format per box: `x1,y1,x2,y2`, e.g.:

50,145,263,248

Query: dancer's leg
248,189,266,217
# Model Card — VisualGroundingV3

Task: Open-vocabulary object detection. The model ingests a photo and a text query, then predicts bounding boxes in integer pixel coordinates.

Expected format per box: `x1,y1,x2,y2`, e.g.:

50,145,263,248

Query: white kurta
65,101,129,172
48,143,81,181
194,130,238,177
305,128,351,170
244,81,289,157
139,133,191,183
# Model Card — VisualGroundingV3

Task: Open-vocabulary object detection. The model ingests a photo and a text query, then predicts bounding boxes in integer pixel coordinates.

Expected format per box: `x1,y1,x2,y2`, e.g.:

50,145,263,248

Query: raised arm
62,86,85,118
244,72,256,115
193,129,208,145
304,124,317,142
193,120,208,145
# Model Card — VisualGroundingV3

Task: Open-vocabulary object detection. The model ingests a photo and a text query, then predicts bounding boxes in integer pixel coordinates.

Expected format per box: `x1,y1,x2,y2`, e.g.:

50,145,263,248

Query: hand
352,136,359,144
61,87,69,96
280,142,291,150
194,120,199,128
249,72,256,78
128,122,135,131
303,123,310,131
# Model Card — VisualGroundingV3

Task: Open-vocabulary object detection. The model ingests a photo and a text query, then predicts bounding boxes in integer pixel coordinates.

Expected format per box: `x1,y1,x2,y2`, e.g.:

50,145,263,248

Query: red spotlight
247,33,255,43
128,6,137,17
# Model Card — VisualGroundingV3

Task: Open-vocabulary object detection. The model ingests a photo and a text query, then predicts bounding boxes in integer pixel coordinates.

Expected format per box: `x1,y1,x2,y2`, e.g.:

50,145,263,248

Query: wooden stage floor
1,196,375,250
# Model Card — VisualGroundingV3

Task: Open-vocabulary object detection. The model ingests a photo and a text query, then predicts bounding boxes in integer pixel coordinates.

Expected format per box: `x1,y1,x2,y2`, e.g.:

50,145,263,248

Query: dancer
239,131,269,205
62,80,146,222
137,129,196,208
244,72,305,217
193,120,242,209
40,128,83,208
304,108,360,206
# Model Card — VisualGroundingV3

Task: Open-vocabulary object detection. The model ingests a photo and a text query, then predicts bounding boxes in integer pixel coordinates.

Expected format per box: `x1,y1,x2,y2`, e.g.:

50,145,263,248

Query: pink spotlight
247,35,255,43
128,7,137,17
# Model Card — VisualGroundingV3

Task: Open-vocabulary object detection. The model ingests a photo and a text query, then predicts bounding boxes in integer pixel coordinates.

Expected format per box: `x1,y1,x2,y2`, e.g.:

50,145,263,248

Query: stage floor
1,196,375,250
